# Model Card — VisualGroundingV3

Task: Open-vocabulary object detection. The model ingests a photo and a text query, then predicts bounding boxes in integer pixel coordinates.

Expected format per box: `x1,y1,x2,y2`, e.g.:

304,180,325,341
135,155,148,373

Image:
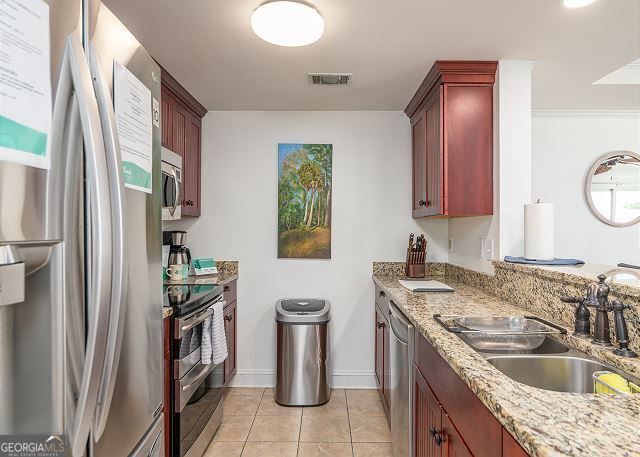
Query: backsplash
216,260,239,276
447,261,640,355
372,261,446,277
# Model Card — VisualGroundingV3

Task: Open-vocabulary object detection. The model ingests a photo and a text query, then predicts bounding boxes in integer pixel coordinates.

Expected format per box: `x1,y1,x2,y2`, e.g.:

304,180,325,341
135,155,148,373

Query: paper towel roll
524,202,554,261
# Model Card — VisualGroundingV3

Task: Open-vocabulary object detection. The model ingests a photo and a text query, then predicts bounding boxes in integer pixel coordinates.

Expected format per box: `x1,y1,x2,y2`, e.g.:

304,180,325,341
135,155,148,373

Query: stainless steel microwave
162,147,182,221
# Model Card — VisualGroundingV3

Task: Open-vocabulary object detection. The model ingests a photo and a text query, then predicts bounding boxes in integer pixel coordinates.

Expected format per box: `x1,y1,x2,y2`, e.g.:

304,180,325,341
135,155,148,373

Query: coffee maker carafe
164,230,192,268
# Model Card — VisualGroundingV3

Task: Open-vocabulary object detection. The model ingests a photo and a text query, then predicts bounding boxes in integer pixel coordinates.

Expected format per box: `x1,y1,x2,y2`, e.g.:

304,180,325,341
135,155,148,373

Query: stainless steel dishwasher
389,302,414,457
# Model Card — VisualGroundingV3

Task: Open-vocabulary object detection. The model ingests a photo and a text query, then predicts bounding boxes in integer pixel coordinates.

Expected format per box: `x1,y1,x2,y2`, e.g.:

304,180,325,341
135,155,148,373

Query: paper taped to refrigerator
114,61,153,193
0,0,52,169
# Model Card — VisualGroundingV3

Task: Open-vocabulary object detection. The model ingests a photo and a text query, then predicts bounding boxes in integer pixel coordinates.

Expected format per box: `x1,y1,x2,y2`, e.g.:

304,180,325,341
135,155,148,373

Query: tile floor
204,388,392,457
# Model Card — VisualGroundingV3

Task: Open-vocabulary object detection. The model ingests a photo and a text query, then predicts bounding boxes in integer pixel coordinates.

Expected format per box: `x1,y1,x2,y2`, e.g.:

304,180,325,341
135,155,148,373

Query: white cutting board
399,280,454,292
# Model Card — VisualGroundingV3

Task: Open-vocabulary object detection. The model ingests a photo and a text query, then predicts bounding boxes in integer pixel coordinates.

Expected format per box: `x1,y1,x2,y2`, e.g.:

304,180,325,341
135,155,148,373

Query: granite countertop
373,273,640,457
163,261,239,319
164,270,238,287
164,260,239,287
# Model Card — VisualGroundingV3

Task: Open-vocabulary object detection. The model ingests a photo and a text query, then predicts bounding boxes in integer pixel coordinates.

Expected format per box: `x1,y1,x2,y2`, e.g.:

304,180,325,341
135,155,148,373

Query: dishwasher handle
389,301,412,344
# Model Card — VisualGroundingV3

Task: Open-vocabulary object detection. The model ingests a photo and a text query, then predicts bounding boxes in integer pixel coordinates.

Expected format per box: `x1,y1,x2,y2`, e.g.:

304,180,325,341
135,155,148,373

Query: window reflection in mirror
589,154,640,226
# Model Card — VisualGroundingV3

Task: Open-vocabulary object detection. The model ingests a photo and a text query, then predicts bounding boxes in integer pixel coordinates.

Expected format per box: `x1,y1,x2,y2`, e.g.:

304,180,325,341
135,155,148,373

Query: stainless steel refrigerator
0,0,163,455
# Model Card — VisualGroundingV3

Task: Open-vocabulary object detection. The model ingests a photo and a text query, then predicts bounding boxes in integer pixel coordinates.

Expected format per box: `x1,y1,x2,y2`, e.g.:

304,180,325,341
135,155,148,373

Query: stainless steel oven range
165,284,226,457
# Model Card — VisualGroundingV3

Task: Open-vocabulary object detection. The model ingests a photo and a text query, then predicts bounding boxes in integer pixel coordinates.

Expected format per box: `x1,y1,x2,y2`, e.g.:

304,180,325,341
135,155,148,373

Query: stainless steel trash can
275,298,331,406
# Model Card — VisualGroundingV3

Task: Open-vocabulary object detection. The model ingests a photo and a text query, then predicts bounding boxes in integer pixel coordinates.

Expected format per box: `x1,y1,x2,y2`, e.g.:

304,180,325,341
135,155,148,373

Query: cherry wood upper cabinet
406,61,497,218
160,66,206,217
160,90,175,149
183,114,201,216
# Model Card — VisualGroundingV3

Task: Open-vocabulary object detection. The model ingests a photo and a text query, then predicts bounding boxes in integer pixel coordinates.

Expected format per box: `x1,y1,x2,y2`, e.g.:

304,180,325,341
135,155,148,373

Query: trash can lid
275,298,331,324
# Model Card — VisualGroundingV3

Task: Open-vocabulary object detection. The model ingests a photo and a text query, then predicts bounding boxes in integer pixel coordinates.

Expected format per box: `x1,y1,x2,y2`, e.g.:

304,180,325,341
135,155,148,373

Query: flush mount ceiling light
251,1,324,47
561,0,597,8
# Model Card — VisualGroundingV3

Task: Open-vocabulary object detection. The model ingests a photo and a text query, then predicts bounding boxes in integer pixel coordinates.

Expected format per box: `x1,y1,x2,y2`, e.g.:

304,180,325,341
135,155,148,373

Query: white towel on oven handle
202,299,228,365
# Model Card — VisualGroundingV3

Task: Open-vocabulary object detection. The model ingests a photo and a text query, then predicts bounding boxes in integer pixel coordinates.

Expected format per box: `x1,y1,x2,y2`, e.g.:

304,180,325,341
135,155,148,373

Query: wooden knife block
405,248,426,278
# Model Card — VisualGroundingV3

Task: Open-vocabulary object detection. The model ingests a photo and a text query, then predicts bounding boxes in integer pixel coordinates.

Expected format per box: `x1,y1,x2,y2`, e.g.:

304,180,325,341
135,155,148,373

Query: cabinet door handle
418,200,426,207
379,290,385,298
224,285,230,292
429,427,436,437
186,199,194,206
377,322,385,329
434,432,445,446
225,315,232,322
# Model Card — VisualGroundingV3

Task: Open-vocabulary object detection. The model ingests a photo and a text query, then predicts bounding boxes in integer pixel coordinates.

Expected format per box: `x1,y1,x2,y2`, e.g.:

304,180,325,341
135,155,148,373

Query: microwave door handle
48,34,113,457
87,43,128,441
172,168,180,215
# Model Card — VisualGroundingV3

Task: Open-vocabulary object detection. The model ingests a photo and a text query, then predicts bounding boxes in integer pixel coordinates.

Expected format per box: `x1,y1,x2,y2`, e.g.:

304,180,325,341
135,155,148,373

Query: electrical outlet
448,237,454,253
484,239,494,260
477,238,484,258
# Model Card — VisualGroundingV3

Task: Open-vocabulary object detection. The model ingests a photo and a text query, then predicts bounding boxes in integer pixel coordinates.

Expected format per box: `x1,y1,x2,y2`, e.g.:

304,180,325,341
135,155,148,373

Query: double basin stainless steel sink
459,333,640,394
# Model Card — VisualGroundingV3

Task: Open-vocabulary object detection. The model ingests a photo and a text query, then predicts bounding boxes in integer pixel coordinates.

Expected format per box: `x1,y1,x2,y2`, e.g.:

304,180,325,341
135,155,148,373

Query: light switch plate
483,239,494,260
448,237,454,253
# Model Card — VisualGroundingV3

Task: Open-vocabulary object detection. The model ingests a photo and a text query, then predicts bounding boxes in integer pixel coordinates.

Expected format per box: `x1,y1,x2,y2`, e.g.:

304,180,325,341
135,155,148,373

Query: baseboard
228,369,275,388
228,369,376,389
330,370,377,389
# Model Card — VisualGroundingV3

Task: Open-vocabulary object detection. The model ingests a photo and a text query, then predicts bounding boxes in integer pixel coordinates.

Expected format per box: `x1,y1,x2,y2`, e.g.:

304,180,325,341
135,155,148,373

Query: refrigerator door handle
48,34,113,457
87,43,128,441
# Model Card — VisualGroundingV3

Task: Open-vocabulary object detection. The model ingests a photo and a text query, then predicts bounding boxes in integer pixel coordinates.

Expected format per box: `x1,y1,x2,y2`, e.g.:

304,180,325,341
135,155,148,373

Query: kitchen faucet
560,274,637,358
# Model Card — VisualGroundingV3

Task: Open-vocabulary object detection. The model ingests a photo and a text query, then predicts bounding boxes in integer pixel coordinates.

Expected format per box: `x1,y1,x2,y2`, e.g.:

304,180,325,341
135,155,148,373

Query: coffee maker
163,230,192,269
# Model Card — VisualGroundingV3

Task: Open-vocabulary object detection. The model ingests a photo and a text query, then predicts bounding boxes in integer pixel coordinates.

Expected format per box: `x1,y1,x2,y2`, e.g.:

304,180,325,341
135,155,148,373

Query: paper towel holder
584,151,640,228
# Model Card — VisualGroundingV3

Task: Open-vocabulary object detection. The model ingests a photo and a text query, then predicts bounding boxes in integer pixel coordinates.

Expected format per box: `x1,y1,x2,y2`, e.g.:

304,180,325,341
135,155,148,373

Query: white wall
448,60,534,273
176,111,448,387
532,111,640,265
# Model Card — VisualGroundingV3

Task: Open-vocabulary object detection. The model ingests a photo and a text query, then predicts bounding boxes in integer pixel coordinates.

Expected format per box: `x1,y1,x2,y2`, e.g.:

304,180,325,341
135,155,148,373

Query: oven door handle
181,364,214,392
178,308,213,338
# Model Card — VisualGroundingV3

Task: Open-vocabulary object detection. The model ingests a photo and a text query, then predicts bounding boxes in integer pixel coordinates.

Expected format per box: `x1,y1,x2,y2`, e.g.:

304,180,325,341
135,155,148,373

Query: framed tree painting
278,143,332,259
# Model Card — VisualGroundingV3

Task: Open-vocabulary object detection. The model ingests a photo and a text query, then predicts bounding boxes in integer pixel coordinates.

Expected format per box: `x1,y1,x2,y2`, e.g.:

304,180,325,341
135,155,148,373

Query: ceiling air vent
308,73,352,85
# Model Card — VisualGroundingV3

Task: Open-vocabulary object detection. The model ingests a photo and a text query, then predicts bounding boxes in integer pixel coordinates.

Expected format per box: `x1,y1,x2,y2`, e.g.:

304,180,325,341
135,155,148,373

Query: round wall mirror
585,151,640,227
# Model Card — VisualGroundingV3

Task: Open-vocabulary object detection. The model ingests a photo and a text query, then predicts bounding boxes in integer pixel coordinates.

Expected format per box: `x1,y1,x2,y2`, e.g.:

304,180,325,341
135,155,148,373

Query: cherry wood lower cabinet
502,429,529,457
414,331,530,456
414,365,443,457
224,301,238,385
223,300,237,383
375,308,384,392
163,316,171,457
374,304,391,422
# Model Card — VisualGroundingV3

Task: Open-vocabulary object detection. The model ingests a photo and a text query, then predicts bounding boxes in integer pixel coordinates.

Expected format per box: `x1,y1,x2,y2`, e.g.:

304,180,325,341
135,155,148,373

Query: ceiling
103,0,640,111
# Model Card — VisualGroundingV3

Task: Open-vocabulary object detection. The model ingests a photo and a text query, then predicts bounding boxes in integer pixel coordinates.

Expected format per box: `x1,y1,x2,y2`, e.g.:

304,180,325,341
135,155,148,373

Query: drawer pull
377,322,385,329
379,290,386,298
225,315,232,322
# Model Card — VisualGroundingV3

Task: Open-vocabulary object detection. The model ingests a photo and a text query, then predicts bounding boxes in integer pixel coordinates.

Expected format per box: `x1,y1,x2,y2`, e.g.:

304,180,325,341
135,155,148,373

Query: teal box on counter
191,258,218,275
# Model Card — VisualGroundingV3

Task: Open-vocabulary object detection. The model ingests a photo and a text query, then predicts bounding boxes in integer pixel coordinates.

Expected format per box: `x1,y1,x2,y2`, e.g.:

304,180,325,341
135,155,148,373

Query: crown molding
532,110,640,119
